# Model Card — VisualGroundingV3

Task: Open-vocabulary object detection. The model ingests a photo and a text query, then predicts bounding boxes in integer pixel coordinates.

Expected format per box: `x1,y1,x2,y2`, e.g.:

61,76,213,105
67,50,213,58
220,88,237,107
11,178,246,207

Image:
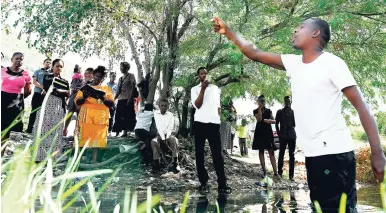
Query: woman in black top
252,95,278,177
33,59,70,162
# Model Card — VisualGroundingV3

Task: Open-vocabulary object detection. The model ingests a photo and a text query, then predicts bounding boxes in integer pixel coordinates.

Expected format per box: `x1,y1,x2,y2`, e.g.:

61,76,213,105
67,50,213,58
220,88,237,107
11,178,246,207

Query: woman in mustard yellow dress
74,66,114,163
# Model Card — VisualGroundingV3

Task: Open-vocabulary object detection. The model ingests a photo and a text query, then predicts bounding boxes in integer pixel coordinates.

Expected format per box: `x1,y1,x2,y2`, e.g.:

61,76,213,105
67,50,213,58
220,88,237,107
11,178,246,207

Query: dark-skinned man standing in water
191,67,231,194
212,17,385,212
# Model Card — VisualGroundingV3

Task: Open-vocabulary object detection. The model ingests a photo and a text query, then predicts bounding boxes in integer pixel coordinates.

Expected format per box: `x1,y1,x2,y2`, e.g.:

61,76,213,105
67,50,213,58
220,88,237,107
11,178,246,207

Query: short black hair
258,94,265,99
144,103,154,111
74,65,81,73
159,99,169,105
284,96,291,100
110,72,116,77
121,62,130,70
85,67,94,73
12,52,24,59
52,59,64,67
93,66,107,78
197,67,207,75
43,58,51,63
310,18,331,48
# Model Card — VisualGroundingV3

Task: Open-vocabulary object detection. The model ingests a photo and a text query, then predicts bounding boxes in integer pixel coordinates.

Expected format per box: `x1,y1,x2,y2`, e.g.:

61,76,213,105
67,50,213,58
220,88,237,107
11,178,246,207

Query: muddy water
67,186,382,212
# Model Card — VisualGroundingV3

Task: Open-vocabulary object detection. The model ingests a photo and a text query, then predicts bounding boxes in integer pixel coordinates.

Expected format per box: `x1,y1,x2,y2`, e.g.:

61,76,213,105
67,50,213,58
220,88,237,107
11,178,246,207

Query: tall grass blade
147,186,152,213
113,204,120,213
338,193,347,213
123,188,131,213
130,192,138,213
136,195,161,213
180,191,190,213
314,200,323,213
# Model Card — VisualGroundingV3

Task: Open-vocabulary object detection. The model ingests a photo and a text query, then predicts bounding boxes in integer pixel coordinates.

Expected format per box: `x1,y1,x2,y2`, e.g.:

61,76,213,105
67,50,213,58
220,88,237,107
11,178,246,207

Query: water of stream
67,186,382,212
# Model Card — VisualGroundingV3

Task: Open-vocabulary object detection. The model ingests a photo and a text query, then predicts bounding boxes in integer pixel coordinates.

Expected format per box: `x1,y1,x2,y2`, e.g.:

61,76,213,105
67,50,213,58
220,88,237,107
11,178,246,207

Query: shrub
356,144,386,184
376,112,386,136
352,130,368,142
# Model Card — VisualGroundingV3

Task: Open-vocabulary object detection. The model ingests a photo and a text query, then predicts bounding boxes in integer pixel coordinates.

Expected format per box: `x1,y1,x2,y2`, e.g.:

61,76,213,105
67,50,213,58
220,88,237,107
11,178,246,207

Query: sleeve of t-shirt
281,54,301,77
191,87,198,109
23,71,32,83
217,87,221,108
329,56,357,91
33,70,39,78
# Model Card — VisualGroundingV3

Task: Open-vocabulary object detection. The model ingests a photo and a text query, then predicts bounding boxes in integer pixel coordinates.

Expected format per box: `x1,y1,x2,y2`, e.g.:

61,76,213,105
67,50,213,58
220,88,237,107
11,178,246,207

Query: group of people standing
219,93,298,182
1,54,139,163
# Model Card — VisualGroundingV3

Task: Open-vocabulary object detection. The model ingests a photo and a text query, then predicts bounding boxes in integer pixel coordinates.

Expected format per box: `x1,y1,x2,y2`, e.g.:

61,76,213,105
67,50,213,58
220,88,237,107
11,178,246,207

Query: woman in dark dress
252,95,278,177
113,62,138,137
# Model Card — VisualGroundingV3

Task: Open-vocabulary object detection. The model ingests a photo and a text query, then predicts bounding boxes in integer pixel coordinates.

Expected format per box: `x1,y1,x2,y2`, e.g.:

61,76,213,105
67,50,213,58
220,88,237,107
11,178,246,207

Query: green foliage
376,111,386,136
2,0,385,117
351,130,369,142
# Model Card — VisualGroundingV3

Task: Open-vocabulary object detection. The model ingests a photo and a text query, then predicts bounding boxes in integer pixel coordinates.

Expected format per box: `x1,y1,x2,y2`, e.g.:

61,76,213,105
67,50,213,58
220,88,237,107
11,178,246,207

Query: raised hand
212,16,228,34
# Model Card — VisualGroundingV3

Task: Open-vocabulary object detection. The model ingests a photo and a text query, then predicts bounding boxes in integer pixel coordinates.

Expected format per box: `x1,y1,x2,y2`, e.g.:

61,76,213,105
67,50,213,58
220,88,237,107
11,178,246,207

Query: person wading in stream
191,67,231,194
213,17,386,212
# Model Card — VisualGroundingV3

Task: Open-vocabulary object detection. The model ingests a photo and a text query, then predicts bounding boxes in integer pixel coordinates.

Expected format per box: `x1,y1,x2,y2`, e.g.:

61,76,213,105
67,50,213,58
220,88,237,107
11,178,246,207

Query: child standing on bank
238,119,249,156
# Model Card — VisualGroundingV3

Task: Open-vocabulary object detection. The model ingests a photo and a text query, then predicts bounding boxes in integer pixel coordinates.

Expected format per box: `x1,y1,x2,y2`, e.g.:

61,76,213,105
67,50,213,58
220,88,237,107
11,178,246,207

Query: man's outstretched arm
343,85,386,182
212,17,285,70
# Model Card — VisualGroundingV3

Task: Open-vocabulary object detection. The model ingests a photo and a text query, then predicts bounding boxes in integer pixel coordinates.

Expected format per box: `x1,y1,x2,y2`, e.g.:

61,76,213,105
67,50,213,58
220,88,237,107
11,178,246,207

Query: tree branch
177,14,194,40
258,0,299,38
136,20,158,41
346,11,386,16
206,56,230,72
205,43,228,68
214,73,231,82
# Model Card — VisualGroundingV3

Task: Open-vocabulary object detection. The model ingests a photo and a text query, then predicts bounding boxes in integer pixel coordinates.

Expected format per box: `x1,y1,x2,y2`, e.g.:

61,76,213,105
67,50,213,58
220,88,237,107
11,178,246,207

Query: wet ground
65,186,381,212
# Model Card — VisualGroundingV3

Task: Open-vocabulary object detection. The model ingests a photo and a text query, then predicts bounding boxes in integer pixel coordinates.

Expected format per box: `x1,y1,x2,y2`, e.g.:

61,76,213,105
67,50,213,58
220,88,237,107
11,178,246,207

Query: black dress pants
194,122,227,188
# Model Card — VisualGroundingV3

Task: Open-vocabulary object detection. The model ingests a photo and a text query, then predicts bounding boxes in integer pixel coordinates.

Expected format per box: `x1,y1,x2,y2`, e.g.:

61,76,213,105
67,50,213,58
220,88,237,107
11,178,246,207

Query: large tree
171,0,385,134
2,0,385,135
1,0,195,104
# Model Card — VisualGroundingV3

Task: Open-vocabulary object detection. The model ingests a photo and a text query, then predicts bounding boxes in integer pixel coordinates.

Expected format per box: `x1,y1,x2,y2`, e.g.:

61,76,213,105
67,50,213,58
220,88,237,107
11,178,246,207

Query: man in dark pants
27,58,51,133
191,67,231,194
134,104,156,165
276,96,296,181
213,17,385,212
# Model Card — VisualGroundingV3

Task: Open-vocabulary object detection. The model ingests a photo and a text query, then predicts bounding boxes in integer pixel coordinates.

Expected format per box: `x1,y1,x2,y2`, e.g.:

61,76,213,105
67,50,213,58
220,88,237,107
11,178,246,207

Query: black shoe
289,178,295,182
218,185,232,194
198,184,210,194
152,160,161,174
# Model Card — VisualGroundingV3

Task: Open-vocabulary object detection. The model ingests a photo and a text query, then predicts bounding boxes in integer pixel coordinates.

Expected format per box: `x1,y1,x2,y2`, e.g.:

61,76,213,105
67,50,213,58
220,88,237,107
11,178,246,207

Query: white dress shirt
134,110,154,131
154,110,174,140
191,83,221,124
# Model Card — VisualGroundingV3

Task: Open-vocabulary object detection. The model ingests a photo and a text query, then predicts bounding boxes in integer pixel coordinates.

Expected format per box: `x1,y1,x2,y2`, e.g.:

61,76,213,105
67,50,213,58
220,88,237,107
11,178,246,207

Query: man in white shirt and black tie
151,99,180,173
191,67,231,194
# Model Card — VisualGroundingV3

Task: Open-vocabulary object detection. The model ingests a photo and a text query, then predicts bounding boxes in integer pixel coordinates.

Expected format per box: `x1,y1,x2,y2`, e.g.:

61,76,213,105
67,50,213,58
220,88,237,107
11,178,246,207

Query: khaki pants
151,136,178,160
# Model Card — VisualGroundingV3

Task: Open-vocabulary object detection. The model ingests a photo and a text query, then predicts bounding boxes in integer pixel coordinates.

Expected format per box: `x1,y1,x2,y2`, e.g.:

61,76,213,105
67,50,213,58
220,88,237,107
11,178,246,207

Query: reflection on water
159,187,382,213
66,187,382,212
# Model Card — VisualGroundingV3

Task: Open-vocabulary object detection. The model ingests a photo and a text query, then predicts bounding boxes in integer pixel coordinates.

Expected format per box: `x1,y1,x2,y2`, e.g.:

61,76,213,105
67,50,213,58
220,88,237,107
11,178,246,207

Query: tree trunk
179,88,191,137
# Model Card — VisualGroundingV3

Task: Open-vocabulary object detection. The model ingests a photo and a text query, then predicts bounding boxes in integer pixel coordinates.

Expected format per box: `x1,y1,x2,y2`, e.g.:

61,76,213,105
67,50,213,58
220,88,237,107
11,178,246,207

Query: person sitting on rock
134,103,156,165
151,99,180,173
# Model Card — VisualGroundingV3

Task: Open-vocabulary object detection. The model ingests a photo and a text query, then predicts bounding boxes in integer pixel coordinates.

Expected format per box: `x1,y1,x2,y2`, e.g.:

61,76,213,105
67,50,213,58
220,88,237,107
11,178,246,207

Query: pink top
1,67,31,94
72,72,83,80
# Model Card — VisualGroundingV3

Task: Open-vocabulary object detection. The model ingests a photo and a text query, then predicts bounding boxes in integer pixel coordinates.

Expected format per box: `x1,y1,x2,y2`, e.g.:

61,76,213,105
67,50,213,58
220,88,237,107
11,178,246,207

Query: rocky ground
3,132,308,196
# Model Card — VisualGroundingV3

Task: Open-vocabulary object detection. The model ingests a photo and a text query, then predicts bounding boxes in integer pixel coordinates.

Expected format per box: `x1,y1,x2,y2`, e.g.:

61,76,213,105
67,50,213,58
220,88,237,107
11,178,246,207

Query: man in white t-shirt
191,67,231,194
212,17,386,212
